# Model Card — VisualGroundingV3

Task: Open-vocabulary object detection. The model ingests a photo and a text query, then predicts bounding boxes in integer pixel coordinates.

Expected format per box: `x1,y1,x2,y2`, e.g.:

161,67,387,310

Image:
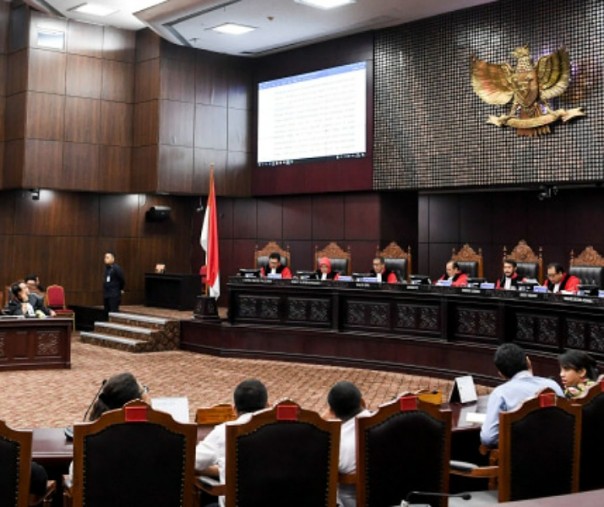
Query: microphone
400,491,471,507
83,379,107,422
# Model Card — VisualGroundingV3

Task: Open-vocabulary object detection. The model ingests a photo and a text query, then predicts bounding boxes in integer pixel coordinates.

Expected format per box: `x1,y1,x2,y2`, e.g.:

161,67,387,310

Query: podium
144,273,202,310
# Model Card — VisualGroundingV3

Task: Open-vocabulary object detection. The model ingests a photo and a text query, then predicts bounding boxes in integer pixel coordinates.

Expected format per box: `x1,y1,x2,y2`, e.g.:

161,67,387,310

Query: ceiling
23,0,496,57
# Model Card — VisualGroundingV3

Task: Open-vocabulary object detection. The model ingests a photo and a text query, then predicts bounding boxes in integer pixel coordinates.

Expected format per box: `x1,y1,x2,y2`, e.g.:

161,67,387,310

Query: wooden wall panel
28,49,66,94
227,107,249,152
135,59,160,103
3,140,24,188
131,146,158,192
288,240,314,271
66,20,103,58
47,235,100,291
194,148,227,192
160,56,195,102
0,53,6,97
26,92,65,140
233,199,257,239
65,54,102,98
195,51,228,106
312,195,345,241
64,96,100,143
257,198,283,241
103,27,135,62
224,150,250,196
135,28,160,63
344,193,380,241
159,99,194,147
22,139,62,188
98,146,131,192
157,145,193,193
99,194,140,237
100,101,132,146
6,49,27,95
195,104,227,150
227,63,251,110
0,1,8,54
62,143,100,190
4,91,25,140
282,196,312,241
133,100,158,146
8,4,29,53
101,59,134,102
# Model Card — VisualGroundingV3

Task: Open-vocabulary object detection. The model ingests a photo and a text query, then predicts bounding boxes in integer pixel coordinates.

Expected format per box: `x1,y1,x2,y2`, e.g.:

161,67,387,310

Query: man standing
370,256,398,283
495,259,524,289
103,251,125,314
543,262,580,294
480,343,563,447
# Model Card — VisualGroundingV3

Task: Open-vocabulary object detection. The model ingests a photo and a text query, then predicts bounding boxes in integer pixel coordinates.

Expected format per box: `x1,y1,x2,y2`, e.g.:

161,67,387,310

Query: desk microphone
400,491,471,507
65,379,107,440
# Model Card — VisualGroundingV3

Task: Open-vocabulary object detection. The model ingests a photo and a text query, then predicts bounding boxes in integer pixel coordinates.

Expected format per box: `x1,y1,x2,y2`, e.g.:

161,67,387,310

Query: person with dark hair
437,261,468,287
260,252,292,279
195,379,269,506
326,381,371,507
495,259,525,290
24,274,45,303
480,343,563,447
559,350,599,399
315,256,339,281
29,461,49,506
103,252,125,314
370,257,398,284
88,372,149,421
7,281,55,317
543,262,580,294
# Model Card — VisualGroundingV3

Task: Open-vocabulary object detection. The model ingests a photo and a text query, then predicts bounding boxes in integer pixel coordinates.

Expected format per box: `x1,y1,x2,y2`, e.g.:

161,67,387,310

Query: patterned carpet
0,306,492,429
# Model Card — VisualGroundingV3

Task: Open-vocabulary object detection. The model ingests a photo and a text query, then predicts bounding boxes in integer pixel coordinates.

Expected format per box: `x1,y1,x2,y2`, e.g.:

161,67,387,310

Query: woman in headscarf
315,257,339,281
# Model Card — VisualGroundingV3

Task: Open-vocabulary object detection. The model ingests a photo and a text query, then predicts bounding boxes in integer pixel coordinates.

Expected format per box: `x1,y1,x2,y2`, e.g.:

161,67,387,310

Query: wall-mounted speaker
146,206,172,222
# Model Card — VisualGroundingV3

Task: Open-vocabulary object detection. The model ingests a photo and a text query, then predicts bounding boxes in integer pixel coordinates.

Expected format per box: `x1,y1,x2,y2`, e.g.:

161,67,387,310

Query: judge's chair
569,246,604,289
451,244,483,278
570,377,604,491
0,420,55,507
502,240,543,281
315,242,352,276
64,400,197,507
46,285,76,330
348,394,452,507
450,389,581,504
375,242,412,282
254,241,291,272
199,400,340,507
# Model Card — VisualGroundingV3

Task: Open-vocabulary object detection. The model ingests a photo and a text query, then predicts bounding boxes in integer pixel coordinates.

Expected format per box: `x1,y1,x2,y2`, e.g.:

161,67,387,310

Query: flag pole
204,164,214,297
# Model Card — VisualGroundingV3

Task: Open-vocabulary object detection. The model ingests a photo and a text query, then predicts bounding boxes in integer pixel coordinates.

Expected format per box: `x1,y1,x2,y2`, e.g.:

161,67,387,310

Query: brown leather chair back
0,420,32,507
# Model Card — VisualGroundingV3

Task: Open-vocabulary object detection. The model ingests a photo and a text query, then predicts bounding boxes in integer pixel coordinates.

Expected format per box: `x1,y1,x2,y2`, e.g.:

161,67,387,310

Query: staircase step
108,312,171,330
95,322,157,340
80,331,150,353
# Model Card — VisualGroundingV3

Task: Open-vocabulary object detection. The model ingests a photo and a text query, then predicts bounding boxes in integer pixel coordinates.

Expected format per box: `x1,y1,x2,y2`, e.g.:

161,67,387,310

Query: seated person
495,259,525,290
29,461,50,507
260,252,292,279
480,343,563,447
559,350,599,399
437,261,468,287
370,256,398,283
543,262,580,294
24,274,45,303
195,379,269,507
325,381,371,507
314,257,339,281
6,282,55,317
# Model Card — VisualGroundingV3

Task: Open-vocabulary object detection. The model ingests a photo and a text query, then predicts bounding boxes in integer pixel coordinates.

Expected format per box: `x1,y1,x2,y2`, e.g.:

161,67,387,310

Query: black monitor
238,268,261,278
296,270,317,280
352,272,373,280
467,277,486,288
410,274,431,285
517,281,539,291
578,284,599,296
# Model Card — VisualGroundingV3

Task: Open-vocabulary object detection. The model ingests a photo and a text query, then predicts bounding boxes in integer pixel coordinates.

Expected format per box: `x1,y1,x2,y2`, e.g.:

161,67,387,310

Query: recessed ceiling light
70,3,119,17
295,0,356,10
211,23,256,35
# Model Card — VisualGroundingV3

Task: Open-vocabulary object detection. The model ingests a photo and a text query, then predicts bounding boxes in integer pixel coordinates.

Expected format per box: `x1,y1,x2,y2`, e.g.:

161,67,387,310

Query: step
80,331,150,353
95,322,157,341
108,312,174,330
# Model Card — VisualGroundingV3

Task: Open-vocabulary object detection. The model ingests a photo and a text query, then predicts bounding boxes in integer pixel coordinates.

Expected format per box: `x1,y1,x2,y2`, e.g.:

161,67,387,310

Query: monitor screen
257,62,367,167
239,269,260,278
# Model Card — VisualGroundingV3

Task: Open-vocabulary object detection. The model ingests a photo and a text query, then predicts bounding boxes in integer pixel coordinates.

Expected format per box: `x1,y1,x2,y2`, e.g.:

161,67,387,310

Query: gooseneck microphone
83,379,107,422
400,491,472,507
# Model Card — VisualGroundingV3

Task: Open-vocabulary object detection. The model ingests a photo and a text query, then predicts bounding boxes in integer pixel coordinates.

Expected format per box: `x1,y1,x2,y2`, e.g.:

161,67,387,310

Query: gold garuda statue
471,46,584,136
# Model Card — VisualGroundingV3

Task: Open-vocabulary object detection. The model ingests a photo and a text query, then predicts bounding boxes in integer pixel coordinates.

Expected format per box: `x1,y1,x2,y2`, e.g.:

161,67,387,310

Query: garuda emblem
471,46,584,136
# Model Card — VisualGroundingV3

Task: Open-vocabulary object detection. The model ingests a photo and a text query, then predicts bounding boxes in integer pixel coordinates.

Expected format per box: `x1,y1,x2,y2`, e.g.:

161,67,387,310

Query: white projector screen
257,62,367,167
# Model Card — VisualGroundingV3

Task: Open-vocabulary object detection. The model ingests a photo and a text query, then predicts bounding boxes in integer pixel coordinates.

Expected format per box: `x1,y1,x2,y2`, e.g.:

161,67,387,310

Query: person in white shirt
325,381,371,507
195,379,269,507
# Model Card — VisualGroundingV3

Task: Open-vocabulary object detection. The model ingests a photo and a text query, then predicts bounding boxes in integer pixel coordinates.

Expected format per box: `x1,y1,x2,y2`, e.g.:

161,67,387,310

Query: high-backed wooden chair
503,240,543,281
451,244,483,278
570,378,604,491
376,242,412,282
315,242,352,276
67,400,197,507
254,241,291,271
0,419,32,507
201,400,340,507
46,284,76,330
569,246,604,288
353,394,451,507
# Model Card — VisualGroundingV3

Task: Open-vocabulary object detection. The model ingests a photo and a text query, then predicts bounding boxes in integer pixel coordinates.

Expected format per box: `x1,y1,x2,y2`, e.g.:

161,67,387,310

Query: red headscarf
318,257,332,271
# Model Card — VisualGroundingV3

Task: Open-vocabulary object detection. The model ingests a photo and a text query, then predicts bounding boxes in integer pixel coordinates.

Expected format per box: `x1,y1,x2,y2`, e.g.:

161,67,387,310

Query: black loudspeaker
145,206,172,222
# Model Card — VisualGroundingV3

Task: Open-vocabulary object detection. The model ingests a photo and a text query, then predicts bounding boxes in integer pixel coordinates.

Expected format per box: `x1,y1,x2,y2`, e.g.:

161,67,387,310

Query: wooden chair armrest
41,480,57,507
338,472,357,485
450,460,498,478
196,475,226,496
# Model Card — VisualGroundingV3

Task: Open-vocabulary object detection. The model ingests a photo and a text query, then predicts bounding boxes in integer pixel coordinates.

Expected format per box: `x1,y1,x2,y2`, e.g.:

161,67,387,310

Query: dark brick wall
374,0,603,190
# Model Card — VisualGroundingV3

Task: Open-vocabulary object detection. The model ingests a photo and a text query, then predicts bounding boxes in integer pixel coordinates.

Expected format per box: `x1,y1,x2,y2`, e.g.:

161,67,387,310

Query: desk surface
499,488,604,505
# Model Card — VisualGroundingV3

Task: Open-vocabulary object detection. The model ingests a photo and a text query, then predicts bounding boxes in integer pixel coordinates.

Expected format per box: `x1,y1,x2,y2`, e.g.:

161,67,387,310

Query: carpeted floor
0,307,492,429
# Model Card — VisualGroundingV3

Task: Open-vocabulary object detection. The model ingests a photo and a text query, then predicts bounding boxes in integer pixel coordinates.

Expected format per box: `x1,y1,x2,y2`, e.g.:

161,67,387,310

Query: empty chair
45,284,76,330
315,242,352,276
451,244,483,278
569,246,604,289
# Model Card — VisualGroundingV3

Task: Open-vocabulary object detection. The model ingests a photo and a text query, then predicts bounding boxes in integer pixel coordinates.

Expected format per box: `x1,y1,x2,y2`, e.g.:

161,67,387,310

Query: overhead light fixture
211,23,256,35
70,3,119,17
295,0,356,10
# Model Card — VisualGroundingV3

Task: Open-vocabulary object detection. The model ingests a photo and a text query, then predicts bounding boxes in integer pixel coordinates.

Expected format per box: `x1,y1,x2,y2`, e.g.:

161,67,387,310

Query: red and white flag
200,168,220,299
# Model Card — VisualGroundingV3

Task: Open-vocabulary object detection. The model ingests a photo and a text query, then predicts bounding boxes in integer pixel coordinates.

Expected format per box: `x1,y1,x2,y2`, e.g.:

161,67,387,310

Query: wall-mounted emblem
471,46,584,136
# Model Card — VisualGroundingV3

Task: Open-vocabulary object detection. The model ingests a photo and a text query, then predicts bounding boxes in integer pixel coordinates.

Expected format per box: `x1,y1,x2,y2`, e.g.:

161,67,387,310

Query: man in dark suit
7,281,55,317
103,251,126,314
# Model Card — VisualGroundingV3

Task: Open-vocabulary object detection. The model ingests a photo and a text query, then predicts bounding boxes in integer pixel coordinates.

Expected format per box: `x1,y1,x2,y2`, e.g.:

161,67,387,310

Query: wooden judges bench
181,277,604,386
0,317,72,371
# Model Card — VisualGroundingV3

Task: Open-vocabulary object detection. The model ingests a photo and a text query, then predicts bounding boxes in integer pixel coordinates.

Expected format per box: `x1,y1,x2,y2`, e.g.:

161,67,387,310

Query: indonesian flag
200,168,220,299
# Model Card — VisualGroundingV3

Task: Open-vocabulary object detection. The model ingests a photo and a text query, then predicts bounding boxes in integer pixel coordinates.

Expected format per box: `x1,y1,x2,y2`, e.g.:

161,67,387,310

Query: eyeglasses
141,385,150,395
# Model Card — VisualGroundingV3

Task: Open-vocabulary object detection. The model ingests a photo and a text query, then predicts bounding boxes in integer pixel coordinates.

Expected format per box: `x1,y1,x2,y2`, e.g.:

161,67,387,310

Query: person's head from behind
89,372,148,421
503,259,517,278
268,252,282,270
233,379,268,415
494,343,529,380
327,381,363,422
559,350,599,389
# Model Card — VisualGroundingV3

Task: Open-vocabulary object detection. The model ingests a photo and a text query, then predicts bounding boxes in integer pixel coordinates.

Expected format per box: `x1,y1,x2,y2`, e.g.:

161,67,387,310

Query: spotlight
30,188,40,201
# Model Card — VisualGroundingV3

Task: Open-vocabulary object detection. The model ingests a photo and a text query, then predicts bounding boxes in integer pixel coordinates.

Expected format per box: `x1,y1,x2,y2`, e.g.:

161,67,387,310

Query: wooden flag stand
194,294,220,321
